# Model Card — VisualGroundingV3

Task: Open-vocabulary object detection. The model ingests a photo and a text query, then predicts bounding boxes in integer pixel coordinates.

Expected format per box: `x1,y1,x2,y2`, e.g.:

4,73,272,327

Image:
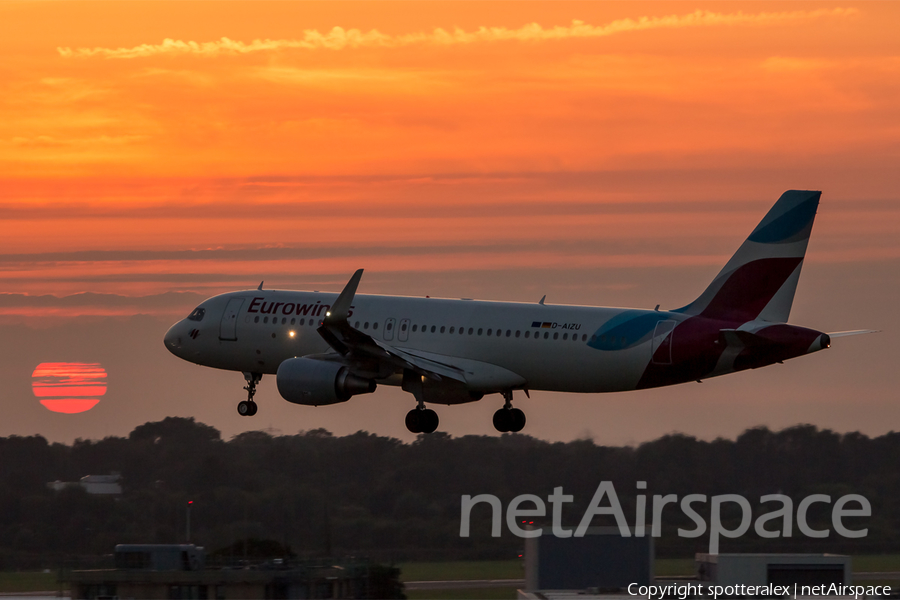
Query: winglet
325,269,363,324
258,281,264,291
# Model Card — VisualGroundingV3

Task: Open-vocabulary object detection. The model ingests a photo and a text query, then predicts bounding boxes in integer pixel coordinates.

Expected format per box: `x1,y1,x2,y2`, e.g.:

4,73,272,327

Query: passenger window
449,326,455,334
373,323,379,330
187,307,206,321
412,325,417,332
264,317,269,324
441,326,446,333
355,321,360,328
300,319,306,325
554,332,559,340
524,331,530,338
282,318,287,325
387,322,393,331
401,323,407,332
478,328,483,335
432,326,436,333
515,330,519,338
468,327,473,335
254,316,259,323
291,318,296,325
563,333,568,340
364,322,369,329
544,332,549,339
582,334,587,342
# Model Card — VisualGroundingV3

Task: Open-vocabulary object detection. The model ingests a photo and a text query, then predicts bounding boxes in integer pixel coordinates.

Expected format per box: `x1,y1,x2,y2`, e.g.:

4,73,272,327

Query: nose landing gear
238,372,261,417
493,390,526,433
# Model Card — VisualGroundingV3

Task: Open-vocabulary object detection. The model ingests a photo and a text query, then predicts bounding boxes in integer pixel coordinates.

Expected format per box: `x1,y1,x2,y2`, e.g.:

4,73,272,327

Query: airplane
164,190,868,434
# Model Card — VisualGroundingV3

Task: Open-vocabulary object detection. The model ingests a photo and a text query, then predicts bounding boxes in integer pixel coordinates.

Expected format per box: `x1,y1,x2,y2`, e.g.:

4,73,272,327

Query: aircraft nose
164,322,185,355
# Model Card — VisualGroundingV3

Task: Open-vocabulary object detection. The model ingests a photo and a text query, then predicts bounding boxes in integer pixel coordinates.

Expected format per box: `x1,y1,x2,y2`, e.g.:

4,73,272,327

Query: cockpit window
187,307,206,322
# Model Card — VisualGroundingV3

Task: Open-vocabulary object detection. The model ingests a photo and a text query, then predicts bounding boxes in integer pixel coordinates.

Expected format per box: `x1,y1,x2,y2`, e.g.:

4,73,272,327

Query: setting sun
32,362,108,414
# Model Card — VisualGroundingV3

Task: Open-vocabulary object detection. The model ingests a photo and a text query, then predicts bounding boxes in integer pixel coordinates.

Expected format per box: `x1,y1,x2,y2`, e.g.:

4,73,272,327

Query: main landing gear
238,372,261,417
401,369,439,434
493,390,526,433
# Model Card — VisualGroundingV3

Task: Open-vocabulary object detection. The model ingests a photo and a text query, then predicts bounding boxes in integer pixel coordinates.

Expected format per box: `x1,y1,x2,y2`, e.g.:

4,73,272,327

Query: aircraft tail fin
674,190,821,323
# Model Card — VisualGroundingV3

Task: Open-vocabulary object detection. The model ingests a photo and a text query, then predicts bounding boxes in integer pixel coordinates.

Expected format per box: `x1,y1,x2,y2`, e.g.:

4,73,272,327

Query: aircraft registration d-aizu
164,190,868,434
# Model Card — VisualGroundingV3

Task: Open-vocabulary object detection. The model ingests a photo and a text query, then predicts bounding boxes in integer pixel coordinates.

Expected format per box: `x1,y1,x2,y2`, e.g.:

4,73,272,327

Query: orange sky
1,1,898,307
0,1,897,444
3,3,898,179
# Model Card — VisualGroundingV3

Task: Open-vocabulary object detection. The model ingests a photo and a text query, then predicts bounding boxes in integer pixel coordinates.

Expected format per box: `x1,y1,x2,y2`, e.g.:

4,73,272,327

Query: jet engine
276,358,376,406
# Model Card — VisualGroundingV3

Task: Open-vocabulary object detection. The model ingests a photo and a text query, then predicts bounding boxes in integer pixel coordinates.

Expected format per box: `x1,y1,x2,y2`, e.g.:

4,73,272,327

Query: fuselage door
398,318,410,342
651,319,676,364
219,298,244,341
384,317,396,341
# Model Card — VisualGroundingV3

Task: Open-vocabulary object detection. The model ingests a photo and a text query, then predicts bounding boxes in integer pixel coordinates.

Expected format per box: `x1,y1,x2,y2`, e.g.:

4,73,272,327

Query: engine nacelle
276,358,376,406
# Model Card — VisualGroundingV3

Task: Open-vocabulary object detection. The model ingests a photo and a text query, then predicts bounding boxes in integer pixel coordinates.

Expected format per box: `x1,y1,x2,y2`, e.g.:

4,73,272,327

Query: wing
316,270,526,391
317,270,465,383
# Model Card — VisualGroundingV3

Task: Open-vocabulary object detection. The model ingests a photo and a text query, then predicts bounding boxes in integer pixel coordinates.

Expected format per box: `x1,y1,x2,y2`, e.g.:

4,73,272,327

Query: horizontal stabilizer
828,329,878,338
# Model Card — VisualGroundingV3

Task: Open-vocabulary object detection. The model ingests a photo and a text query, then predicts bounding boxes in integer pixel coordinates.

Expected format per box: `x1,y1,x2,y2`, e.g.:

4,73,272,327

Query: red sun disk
32,362,107,414
39,399,101,414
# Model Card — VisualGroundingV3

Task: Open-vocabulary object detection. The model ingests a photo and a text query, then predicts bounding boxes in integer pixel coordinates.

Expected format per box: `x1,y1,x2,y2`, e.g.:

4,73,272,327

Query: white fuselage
165,289,688,393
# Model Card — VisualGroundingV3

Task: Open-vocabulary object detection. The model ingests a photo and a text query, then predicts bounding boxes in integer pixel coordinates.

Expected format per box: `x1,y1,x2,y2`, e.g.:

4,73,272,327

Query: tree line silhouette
1,418,898,569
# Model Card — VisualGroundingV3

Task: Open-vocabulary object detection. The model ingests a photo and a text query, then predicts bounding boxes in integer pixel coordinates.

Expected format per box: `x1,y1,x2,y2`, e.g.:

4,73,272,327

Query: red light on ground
32,362,107,414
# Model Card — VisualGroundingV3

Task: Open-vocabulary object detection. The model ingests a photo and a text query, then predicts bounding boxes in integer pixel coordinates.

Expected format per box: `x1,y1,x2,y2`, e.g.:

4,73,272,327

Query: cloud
760,57,834,72
0,291,205,318
57,8,858,59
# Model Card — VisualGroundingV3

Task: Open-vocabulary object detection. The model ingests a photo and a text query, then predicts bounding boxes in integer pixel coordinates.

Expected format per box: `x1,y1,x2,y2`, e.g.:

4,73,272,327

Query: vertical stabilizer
674,190,821,323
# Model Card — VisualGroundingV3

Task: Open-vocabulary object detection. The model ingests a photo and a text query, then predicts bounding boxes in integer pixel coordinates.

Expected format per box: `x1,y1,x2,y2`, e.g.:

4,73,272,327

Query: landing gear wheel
405,409,423,433
421,409,439,434
237,401,253,416
493,408,511,433
508,408,526,432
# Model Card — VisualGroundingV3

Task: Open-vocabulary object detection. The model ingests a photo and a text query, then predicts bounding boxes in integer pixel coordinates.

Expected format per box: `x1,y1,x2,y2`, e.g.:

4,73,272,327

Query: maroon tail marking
700,257,802,322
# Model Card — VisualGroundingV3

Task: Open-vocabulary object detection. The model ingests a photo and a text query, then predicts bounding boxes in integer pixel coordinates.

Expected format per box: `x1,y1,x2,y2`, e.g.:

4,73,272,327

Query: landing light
289,331,296,338
326,311,331,317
